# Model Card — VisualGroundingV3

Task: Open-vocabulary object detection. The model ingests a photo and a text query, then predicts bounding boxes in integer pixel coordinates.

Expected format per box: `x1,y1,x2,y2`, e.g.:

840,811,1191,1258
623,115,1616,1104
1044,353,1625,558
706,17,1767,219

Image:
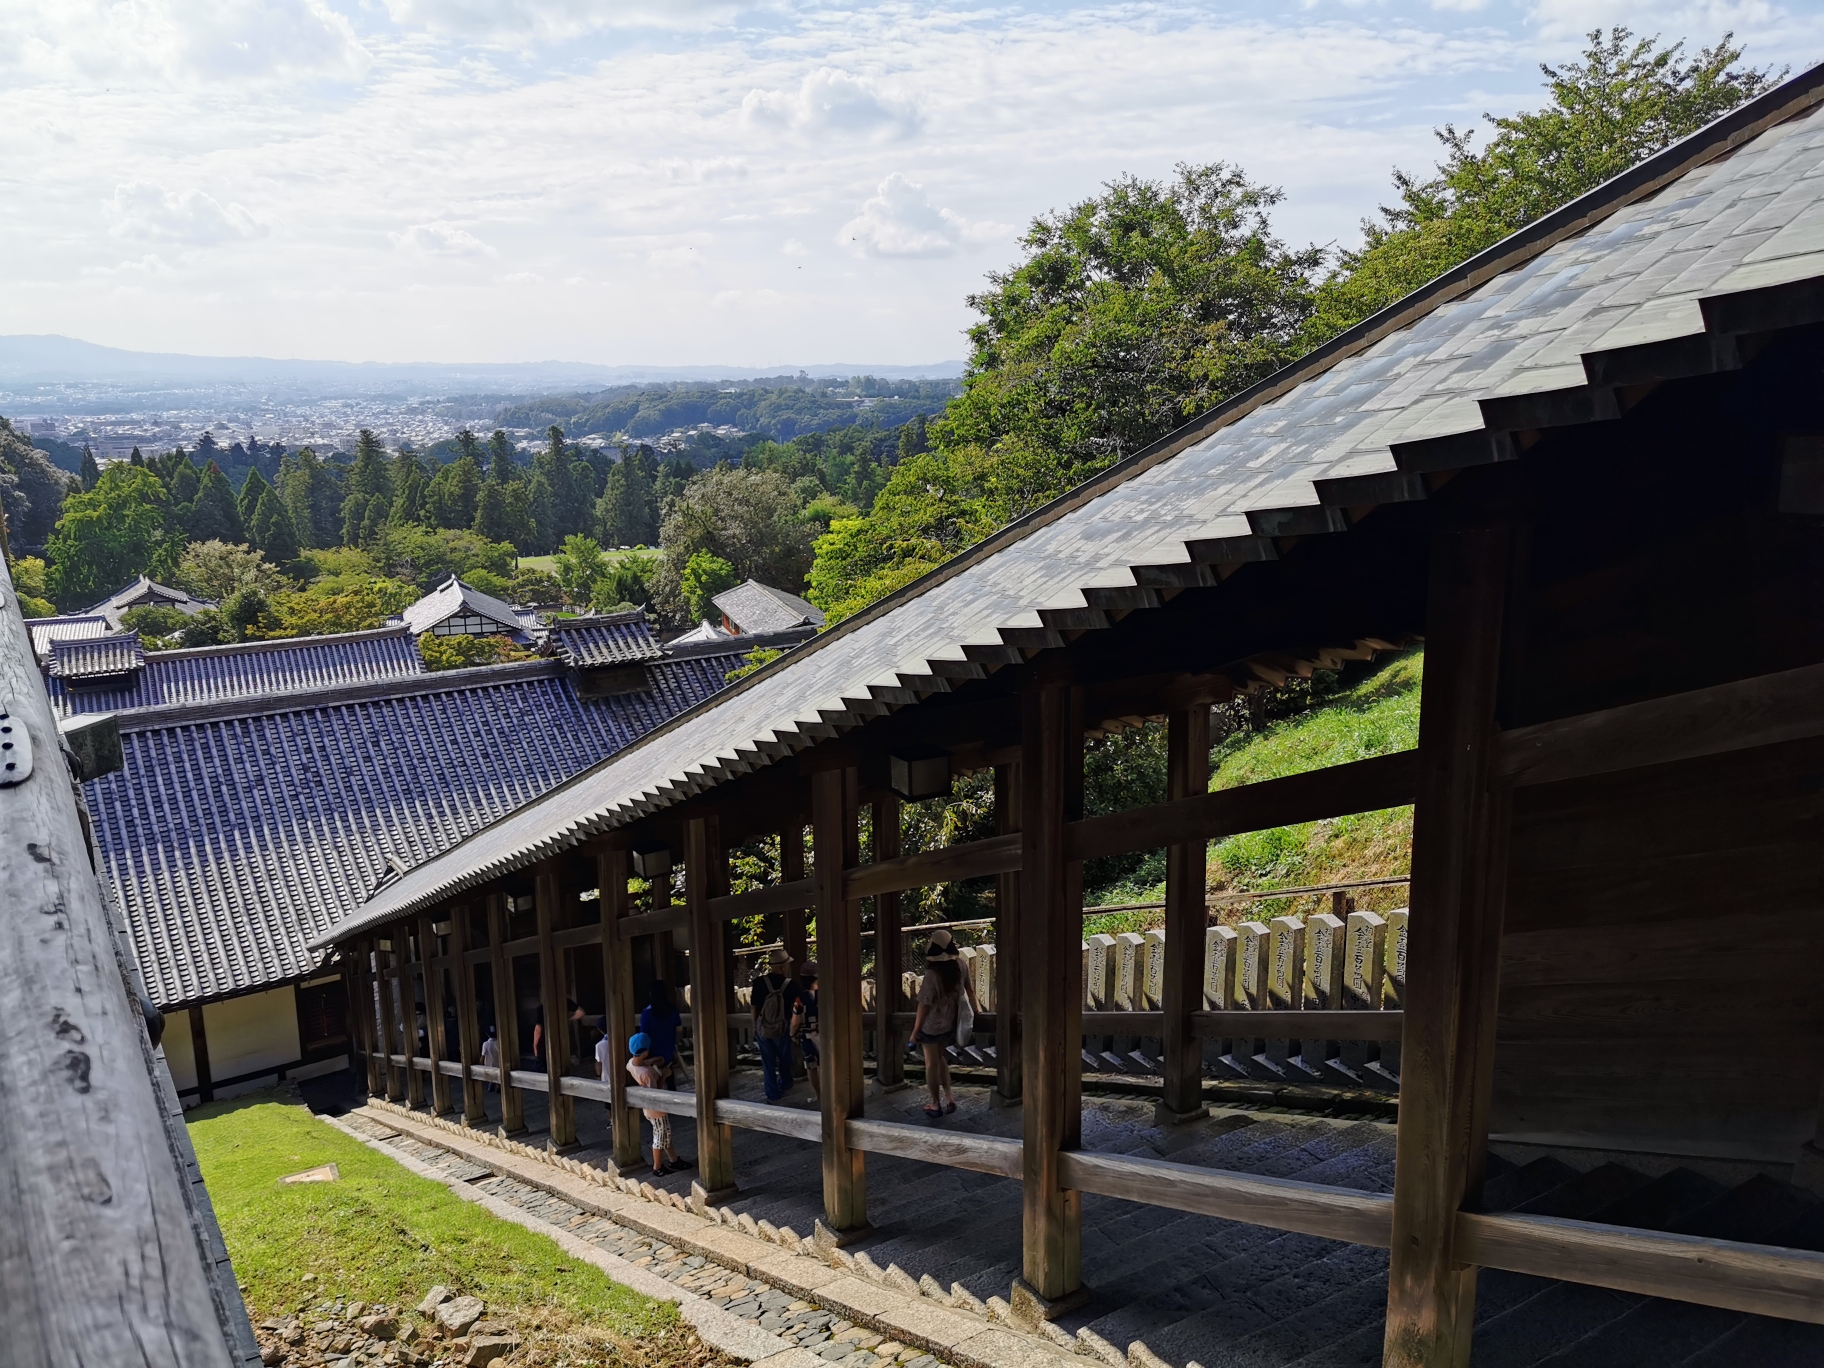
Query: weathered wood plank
686,816,736,1196
1160,705,1210,1122
617,907,688,941
448,905,487,1124
1494,660,1824,788
849,1119,1023,1178
845,832,1021,899
1191,1010,1404,1041
1456,1210,1824,1325
707,878,815,922
873,795,906,1088
994,759,1023,1105
487,895,527,1136
814,766,869,1234
719,1097,823,1142
1059,1151,1393,1248
598,849,642,1170
420,914,453,1116
627,1084,696,1117
535,863,577,1148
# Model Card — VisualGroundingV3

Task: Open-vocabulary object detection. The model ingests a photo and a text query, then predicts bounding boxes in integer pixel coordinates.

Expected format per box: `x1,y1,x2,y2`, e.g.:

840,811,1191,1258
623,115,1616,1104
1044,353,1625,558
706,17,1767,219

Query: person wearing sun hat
911,929,975,1119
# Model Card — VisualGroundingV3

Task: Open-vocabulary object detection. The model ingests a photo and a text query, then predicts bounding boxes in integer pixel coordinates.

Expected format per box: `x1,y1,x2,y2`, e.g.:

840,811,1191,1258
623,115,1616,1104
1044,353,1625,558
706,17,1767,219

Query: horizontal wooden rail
1493,660,1824,787
507,1069,548,1093
556,1076,613,1103
434,1060,463,1078
1068,750,1420,863
846,833,1022,900
1058,1150,1393,1247
470,1065,500,1084
626,1085,697,1118
717,1098,824,1142
1457,1209,1824,1325
846,1118,1024,1178
555,924,604,951
618,907,689,940
1193,1010,1404,1041
709,878,815,922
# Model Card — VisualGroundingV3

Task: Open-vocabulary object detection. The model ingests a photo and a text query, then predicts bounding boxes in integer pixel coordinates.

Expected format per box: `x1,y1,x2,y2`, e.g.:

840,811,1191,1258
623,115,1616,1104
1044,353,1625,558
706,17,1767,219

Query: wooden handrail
1058,1149,1394,1247
1456,1209,1824,1325
717,1097,823,1142
709,878,815,921
846,1118,1024,1178
626,1085,697,1117
845,833,1022,899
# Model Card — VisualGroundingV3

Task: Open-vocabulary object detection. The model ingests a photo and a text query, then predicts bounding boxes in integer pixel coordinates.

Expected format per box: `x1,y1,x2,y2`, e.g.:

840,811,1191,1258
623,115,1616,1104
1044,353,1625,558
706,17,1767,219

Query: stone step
1586,1166,1724,1230
1188,1272,1389,1368
1480,1157,1580,1212
1465,1282,1644,1368
1519,1296,1746,1368
1678,1313,1824,1366
1136,1244,1386,1366
1512,1162,1652,1220
1671,1174,1821,1244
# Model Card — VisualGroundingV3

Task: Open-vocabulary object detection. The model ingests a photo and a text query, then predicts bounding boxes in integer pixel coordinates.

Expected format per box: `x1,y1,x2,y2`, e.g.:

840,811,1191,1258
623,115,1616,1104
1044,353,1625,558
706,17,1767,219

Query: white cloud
743,68,918,138
781,238,809,257
108,183,267,245
380,0,746,40
390,221,496,257
838,174,991,259
1524,0,1777,41
0,0,368,83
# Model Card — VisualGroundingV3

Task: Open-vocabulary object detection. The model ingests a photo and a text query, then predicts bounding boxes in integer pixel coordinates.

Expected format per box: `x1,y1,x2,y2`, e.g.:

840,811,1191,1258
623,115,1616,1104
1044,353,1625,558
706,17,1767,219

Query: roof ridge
144,624,413,662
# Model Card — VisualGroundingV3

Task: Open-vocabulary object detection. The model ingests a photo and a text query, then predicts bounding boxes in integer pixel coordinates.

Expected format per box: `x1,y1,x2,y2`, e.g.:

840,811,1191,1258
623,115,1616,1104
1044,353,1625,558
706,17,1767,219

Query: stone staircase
303,1069,1824,1367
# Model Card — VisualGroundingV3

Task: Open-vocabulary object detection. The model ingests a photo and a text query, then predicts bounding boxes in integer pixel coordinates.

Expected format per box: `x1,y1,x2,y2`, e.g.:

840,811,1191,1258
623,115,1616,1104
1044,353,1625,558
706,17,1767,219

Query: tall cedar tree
341,429,393,547
488,429,517,483
425,455,482,531
187,462,246,544
80,444,100,491
238,468,273,529
390,448,427,525
249,487,302,565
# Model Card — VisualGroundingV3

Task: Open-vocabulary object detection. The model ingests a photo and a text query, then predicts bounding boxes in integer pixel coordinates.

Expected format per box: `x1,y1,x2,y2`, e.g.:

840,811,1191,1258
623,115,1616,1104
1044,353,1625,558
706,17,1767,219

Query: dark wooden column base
1009,1277,1091,1331
814,1217,875,1253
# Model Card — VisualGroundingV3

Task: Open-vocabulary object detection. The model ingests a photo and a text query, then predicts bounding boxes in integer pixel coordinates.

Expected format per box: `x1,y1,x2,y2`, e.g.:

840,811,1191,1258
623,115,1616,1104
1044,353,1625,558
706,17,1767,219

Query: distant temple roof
401,575,529,639
672,619,732,645
84,576,215,630
86,649,749,1008
712,579,825,636
28,614,111,660
48,632,146,681
542,610,664,668
45,626,425,718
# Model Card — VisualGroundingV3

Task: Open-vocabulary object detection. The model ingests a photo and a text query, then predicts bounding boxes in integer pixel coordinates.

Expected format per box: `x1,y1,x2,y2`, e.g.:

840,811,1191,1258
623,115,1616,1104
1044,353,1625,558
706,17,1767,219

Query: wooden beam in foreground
1493,658,1824,788
598,848,642,1171
1160,704,1210,1124
448,905,487,1125
685,816,736,1200
849,1119,1023,1178
813,766,870,1239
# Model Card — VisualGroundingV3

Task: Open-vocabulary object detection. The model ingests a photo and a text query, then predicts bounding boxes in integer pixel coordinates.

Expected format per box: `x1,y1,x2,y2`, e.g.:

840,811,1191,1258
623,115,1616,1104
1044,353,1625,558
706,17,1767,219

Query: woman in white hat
910,929,976,1119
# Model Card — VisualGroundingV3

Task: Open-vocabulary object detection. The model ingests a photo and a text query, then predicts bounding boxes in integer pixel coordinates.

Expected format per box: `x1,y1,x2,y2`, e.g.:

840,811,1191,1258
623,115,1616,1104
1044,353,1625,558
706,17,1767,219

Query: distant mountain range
0,335,965,391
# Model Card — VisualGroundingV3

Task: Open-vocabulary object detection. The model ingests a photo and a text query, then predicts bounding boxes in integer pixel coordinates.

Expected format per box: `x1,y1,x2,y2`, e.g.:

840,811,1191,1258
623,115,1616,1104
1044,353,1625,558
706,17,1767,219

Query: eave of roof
316,62,1824,944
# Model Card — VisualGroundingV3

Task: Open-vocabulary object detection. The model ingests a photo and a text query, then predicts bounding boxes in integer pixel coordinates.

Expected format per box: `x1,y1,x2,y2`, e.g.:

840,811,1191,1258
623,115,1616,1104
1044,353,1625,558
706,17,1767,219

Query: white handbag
954,990,974,1048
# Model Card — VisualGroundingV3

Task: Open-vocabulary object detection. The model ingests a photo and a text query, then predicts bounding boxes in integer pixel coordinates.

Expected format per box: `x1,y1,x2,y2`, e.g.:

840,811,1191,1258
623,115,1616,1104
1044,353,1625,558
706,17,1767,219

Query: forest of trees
0,30,1773,661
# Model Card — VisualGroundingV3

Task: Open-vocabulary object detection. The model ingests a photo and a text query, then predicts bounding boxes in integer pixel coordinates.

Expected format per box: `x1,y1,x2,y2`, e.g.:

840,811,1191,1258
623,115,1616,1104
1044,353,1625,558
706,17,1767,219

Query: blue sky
2,0,1819,368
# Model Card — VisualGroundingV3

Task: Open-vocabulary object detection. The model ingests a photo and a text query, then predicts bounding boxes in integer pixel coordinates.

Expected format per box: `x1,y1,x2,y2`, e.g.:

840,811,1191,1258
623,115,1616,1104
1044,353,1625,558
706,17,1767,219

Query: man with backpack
751,947,796,1102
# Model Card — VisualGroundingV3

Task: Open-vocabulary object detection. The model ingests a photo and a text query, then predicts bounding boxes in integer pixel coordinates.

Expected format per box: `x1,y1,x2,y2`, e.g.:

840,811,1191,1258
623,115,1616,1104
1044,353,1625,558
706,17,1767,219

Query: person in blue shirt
639,980,683,1088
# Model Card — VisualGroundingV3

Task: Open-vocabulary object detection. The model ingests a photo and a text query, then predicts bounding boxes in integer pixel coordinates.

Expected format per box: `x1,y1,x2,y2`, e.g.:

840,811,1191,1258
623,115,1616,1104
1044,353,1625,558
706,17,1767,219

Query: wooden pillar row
487,893,527,1136
994,759,1023,1107
687,816,738,1202
872,794,905,1089
536,861,579,1150
448,903,487,1124
1382,522,1514,1368
781,822,809,970
1159,705,1210,1124
1015,677,1086,1324
402,923,426,1109
598,847,644,1171
187,1003,215,1105
353,938,383,1098
376,932,404,1102
421,911,454,1116
813,766,870,1242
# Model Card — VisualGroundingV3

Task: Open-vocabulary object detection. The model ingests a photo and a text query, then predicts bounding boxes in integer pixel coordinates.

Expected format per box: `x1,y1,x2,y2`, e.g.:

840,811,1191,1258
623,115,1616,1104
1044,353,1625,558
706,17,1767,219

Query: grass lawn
190,1093,670,1335
516,549,648,575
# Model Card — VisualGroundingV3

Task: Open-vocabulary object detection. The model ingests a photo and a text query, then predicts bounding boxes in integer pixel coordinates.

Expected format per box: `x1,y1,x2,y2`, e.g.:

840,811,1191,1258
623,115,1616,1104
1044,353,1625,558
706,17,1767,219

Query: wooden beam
627,1084,696,1118
1493,659,1824,788
686,816,736,1199
1068,749,1419,864
403,930,428,1108
375,939,403,1102
781,822,809,969
1159,705,1210,1123
598,848,642,1171
845,833,1021,900
352,942,381,1097
848,1118,1023,1179
616,907,688,941
873,794,906,1088
1456,1210,1824,1325
813,765,870,1238
1059,1151,1392,1248
707,878,815,922
487,894,526,1136
189,1003,215,1105
1384,523,1513,1368
447,906,487,1125
718,1097,823,1143
994,760,1023,1106
535,862,577,1149
420,914,453,1116
1018,677,1085,1310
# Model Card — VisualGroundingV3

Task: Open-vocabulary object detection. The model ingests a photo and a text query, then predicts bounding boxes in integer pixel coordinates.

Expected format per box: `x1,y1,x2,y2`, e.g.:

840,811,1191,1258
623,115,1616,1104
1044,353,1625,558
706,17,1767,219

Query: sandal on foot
944,1101,957,1114
923,1105,943,1119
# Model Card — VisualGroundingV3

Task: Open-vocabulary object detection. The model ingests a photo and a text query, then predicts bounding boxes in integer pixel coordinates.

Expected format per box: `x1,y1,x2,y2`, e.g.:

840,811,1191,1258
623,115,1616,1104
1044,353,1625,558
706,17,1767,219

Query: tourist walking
626,1033,684,1177
640,980,685,1088
479,1024,500,1091
751,948,796,1101
911,929,976,1118
790,961,820,1102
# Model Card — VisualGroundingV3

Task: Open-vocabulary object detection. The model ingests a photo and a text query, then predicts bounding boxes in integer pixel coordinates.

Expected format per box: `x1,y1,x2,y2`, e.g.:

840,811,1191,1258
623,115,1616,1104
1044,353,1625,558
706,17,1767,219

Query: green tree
651,466,813,621
266,576,419,637
424,455,482,531
187,462,246,544
390,447,427,525
680,550,739,623
527,426,585,554
471,480,532,546
1309,30,1775,336
552,534,610,606
897,414,927,463
8,555,55,617
488,429,517,484
249,488,302,565
372,523,514,591
45,463,172,606
594,448,658,548
340,429,393,547
591,551,657,612
238,468,273,529
175,540,287,602
0,418,75,552
277,448,341,550
162,448,202,506
80,444,100,491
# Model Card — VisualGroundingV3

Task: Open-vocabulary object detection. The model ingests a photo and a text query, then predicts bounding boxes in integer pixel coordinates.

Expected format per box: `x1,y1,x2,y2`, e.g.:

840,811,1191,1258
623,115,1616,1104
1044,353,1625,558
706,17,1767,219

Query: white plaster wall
161,1009,198,1093
202,985,301,1084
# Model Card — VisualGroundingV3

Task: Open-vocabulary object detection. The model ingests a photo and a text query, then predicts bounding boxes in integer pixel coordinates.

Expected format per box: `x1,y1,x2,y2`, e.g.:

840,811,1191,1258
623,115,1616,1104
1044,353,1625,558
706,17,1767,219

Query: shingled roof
543,610,664,667
49,632,146,681
84,575,215,629
47,626,425,717
712,579,825,635
90,650,747,1007
324,66,1824,942
401,575,529,638
28,614,110,660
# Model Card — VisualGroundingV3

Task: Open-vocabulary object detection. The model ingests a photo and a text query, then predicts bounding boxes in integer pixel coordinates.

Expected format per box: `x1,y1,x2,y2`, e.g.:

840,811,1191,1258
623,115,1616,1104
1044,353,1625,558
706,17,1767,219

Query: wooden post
352,941,381,1097
376,934,404,1102
1159,705,1210,1124
686,816,737,1201
598,847,643,1171
535,862,578,1149
188,1004,215,1105
994,760,1023,1107
813,766,869,1242
872,794,906,1089
448,905,487,1124
1014,678,1087,1323
420,913,453,1116
402,926,426,1109
1383,524,1513,1368
487,894,526,1136
781,822,809,968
